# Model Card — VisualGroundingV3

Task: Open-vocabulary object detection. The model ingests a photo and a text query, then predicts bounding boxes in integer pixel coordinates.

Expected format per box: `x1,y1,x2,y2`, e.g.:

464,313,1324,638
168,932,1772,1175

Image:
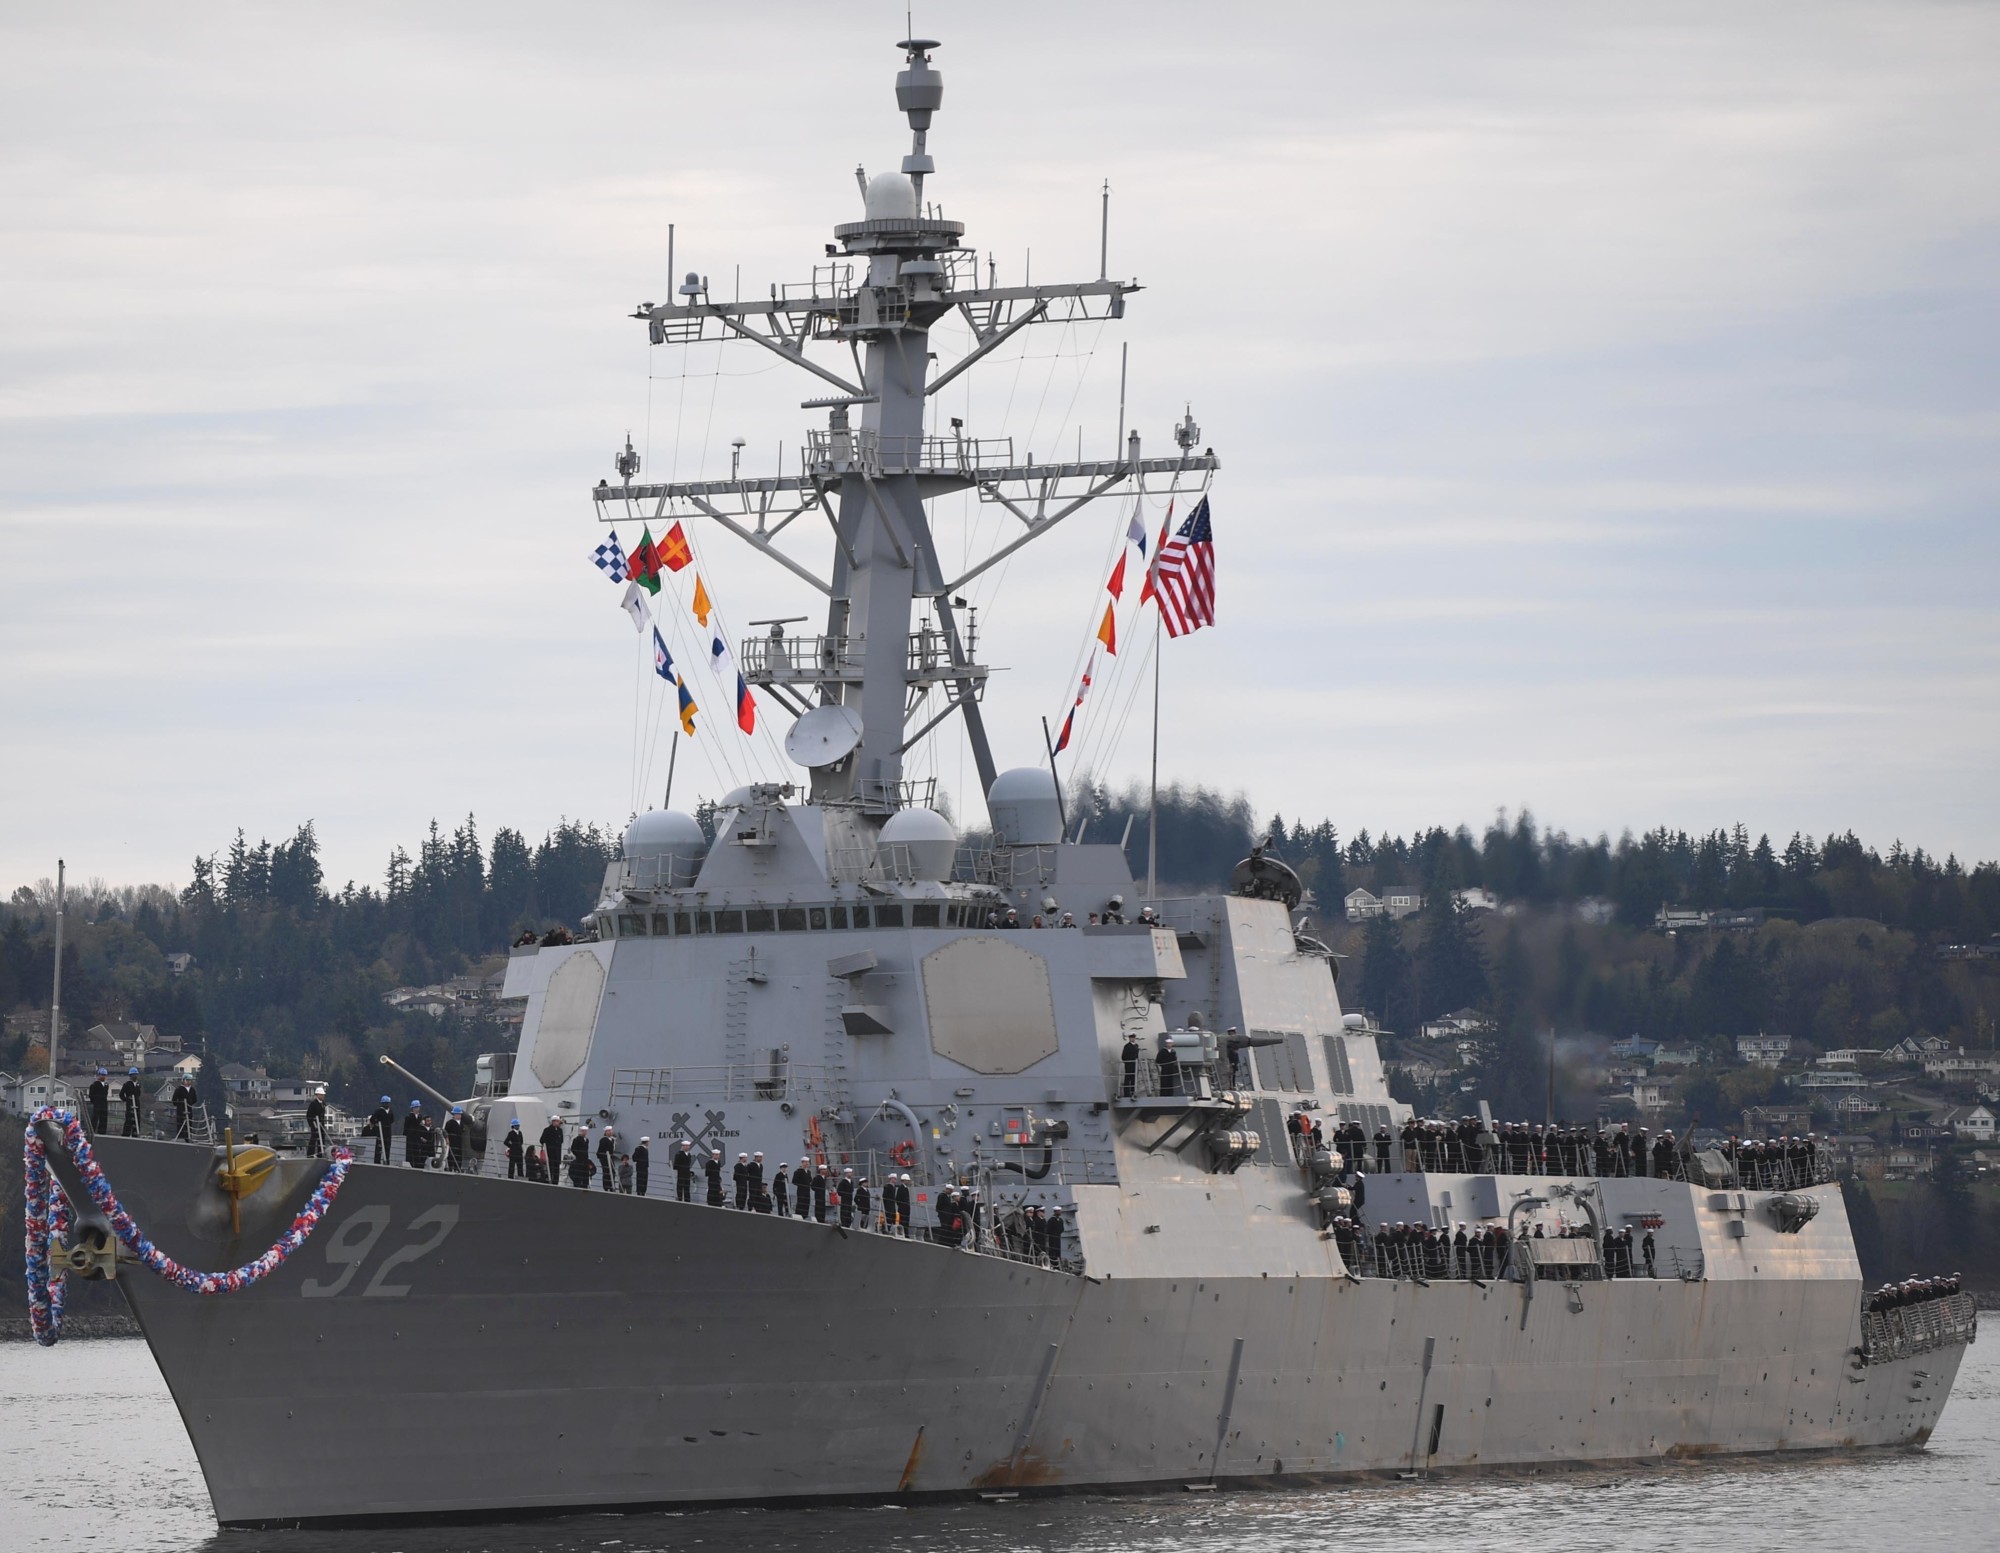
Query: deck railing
1859,1292,1979,1363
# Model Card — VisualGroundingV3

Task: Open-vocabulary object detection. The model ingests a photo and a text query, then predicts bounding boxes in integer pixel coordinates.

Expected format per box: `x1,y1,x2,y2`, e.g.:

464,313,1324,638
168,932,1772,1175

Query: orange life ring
890,1140,918,1169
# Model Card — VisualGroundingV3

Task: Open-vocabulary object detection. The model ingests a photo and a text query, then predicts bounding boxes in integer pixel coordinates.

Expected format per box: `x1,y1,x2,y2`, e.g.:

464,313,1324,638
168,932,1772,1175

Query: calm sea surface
2,1338,1993,1553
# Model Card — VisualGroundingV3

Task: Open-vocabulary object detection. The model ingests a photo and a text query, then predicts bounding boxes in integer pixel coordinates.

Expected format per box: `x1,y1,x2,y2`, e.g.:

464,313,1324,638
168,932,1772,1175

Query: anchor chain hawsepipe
22,1107,353,1346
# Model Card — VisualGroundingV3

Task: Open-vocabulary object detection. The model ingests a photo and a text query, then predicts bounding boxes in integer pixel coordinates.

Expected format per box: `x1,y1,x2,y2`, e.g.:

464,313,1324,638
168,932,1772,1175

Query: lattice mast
600,39,1218,817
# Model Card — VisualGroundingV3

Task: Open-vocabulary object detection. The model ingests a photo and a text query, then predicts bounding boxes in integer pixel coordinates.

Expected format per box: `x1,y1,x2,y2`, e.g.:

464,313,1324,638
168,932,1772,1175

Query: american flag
1151,496,1216,638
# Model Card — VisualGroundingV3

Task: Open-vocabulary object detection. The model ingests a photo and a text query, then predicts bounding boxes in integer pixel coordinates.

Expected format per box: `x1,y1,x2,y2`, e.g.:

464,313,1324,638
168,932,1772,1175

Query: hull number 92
301,1205,460,1299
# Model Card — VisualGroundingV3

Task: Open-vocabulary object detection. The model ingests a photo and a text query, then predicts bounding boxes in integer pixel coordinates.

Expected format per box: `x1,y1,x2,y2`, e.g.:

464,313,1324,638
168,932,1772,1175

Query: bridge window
779,908,809,931
745,908,776,932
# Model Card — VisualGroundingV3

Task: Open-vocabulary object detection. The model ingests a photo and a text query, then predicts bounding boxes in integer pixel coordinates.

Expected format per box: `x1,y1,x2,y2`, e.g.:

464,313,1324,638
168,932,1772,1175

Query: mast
1147,619,1160,898
598,39,1216,824
48,858,64,1079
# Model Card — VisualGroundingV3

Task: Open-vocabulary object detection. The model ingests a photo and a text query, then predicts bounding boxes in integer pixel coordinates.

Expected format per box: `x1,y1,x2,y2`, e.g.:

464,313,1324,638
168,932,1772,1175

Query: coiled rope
22,1107,352,1347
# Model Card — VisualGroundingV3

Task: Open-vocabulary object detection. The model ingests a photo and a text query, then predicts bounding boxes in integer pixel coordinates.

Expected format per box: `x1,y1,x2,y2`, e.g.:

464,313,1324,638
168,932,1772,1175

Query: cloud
2,1,1997,892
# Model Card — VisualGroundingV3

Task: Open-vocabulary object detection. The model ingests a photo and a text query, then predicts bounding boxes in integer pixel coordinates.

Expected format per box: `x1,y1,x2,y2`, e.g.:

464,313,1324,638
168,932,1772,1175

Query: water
3,1339,1994,1552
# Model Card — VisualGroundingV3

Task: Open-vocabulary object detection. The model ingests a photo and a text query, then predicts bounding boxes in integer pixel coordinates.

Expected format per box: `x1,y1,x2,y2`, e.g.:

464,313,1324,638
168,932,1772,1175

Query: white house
1737,1035,1792,1067
1655,905,1710,932
1790,1069,1869,1090
4,1073,79,1116
1885,1034,1952,1065
1921,1049,2000,1083
1420,1007,1491,1041
1454,888,1500,913
1343,889,1384,922
1935,1103,1997,1141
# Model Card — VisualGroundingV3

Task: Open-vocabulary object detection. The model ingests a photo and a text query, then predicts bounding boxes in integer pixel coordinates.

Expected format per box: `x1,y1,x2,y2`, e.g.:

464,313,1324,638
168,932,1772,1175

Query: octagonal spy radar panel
922,936,1058,1074
785,704,864,769
530,950,604,1089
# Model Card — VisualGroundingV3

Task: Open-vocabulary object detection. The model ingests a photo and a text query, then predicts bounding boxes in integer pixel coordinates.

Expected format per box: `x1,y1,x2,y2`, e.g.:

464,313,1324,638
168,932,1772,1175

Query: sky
2,1,1997,896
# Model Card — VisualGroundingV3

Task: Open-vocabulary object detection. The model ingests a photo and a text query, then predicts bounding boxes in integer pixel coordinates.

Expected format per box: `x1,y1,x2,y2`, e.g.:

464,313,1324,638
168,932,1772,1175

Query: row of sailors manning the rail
357,1099,1068,1254
1326,1216,1661,1281
1292,1111,1830,1187
81,1068,209,1139
1867,1273,1964,1314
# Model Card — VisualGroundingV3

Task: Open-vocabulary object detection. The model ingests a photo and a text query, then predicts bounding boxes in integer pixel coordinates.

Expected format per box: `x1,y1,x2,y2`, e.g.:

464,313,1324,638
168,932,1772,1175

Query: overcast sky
3,1,1997,896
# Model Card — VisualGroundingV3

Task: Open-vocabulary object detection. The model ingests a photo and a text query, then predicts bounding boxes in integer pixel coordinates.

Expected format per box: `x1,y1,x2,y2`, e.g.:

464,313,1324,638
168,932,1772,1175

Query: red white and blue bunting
22,1107,352,1346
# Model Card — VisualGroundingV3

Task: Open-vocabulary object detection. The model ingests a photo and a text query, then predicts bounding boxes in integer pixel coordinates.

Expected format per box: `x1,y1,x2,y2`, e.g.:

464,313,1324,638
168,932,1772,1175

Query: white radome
986,766,1063,846
878,806,957,881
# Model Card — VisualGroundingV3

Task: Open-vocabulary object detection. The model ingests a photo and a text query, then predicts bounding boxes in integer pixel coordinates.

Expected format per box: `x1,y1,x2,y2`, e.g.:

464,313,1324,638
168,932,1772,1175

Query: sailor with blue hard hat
118,1066,145,1136
503,1115,527,1178
443,1102,468,1173
86,1068,112,1133
367,1094,395,1164
403,1098,431,1169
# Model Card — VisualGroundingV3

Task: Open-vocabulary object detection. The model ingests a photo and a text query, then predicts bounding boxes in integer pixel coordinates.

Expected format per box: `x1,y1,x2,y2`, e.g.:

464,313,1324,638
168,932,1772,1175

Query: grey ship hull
95,1138,1962,1528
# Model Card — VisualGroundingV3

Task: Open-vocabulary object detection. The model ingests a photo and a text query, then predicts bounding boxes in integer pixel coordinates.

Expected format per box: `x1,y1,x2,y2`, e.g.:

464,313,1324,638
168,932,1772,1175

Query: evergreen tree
1356,914,1415,1033
1416,890,1489,1019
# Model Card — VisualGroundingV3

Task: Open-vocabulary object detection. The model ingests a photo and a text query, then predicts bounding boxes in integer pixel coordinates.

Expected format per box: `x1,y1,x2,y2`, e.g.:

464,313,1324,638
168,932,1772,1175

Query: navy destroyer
29,38,1976,1529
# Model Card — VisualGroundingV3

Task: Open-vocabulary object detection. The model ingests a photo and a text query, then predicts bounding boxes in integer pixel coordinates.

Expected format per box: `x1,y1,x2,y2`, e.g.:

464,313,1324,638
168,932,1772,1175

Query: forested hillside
4,790,1996,1116
4,787,1999,1290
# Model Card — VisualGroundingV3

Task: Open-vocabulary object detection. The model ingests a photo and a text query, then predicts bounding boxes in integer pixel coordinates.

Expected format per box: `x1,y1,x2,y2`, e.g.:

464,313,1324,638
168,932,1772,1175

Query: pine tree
1416,888,1489,1020
1356,913,1415,1033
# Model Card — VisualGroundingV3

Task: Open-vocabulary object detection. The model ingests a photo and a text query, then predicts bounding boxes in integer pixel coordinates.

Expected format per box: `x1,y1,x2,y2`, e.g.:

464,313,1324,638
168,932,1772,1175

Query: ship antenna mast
601,40,1217,823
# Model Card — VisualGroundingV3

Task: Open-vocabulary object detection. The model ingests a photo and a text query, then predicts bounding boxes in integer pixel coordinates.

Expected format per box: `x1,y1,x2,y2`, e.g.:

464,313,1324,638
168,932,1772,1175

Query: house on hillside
1884,1147,1932,1180
1790,1069,1869,1090
1381,886,1424,920
1630,1079,1673,1111
1710,908,1767,931
1420,1008,1491,1041
4,1073,79,1116
1454,888,1500,913
1835,1092,1881,1118
1742,1104,1812,1136
219,1062,271,1098
1884,1034,1952,1065
164,951,195,977
1344,889,1384,922
1737,1035,1792,1068
1610,1035,1661,1060
1817,1048,1880,1068
1652,1045,1704,1067
1921,1049,2000,1084
1933,1104,1997,1142
1655,905,1710,932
